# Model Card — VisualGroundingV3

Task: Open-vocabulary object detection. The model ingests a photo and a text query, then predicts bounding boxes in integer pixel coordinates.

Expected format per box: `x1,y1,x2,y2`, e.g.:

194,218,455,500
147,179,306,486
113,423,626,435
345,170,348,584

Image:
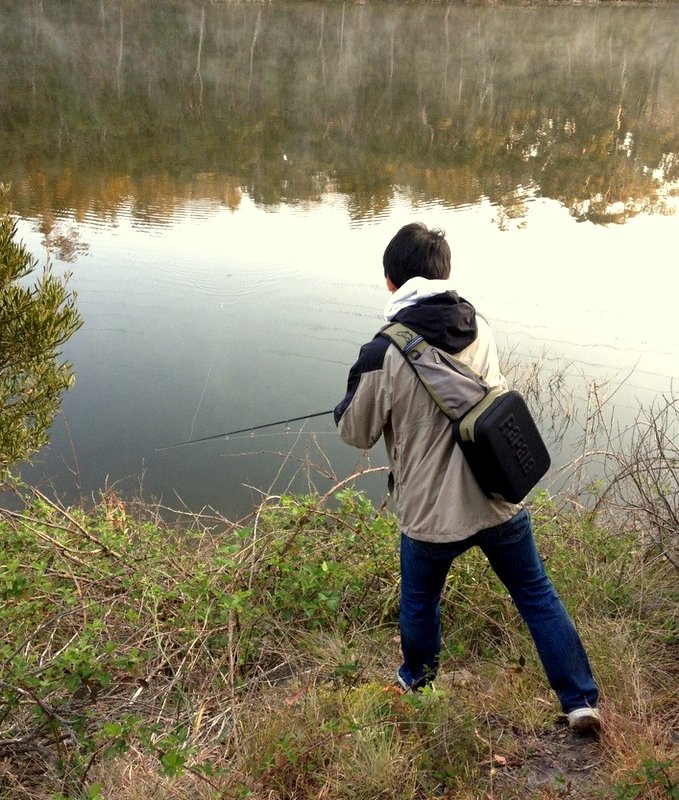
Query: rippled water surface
3,2,678,515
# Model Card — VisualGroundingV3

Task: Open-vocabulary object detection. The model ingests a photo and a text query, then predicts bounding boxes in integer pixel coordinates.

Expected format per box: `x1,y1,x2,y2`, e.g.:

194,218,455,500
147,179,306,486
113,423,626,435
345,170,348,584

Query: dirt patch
492,720,605,795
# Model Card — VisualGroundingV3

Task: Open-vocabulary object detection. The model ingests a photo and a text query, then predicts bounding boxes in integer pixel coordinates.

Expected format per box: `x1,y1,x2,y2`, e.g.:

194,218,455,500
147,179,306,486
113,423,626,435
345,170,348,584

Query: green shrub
0,189,82,477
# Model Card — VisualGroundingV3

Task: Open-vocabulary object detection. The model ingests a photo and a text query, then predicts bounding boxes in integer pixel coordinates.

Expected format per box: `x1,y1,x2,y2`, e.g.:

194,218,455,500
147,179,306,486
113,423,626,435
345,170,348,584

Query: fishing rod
156,409,335,452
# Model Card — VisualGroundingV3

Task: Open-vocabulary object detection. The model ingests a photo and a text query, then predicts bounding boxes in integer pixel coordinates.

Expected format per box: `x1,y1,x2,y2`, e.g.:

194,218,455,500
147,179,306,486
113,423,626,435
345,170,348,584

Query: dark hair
382,222,451,289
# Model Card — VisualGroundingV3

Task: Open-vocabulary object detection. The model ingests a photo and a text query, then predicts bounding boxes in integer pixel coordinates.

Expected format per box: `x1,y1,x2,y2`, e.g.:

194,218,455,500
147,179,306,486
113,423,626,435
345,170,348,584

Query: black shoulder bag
381,322,550,504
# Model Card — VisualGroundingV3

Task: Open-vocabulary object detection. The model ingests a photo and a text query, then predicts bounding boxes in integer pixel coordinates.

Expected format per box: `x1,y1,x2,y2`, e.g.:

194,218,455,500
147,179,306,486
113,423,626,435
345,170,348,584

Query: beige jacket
334,292,520,542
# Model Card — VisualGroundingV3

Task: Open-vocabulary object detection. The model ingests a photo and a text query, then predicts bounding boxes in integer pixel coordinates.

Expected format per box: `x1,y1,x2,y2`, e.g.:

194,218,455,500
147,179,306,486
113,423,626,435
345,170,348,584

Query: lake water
3,1,679,518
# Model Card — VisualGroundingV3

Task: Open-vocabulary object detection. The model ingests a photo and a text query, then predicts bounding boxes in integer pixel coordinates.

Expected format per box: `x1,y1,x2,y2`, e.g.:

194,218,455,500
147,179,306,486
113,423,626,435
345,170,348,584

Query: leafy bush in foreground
0,189,82,478
0,487,677,799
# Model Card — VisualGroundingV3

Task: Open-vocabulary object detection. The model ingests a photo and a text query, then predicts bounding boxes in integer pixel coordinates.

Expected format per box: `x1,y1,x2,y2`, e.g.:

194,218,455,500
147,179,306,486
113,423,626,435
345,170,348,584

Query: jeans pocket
494,509,531,546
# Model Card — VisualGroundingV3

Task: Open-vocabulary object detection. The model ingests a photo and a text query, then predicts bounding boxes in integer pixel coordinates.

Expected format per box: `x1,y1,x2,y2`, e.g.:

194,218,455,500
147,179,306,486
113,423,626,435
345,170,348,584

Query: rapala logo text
499,414,535,475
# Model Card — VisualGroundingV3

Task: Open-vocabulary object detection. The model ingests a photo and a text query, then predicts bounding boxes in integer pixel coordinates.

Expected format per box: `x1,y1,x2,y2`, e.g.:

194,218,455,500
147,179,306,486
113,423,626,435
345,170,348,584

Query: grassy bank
0,484,677,800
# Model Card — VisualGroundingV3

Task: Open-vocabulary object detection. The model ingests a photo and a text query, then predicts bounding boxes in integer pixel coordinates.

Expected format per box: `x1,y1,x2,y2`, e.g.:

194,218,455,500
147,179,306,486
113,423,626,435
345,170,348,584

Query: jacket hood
392,291,478,354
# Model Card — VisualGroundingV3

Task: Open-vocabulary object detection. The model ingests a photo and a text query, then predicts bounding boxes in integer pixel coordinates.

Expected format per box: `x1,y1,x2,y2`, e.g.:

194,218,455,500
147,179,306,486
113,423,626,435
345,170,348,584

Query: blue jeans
398,509,598,713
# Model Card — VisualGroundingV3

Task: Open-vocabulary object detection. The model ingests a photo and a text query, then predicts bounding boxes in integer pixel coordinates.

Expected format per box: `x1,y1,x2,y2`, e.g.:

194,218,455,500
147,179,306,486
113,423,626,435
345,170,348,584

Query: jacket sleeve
473,317,509,391
334,338,391,450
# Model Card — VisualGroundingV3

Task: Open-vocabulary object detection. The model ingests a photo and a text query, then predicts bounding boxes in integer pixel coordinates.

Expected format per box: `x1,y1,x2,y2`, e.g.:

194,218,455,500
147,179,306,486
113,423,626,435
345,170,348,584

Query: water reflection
2,2,678,225
13,190,679,515
2,2,678,515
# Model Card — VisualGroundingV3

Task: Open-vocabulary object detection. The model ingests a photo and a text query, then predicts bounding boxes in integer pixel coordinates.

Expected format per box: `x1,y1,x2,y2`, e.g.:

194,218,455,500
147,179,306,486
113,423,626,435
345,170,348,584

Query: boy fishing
334,222,601,733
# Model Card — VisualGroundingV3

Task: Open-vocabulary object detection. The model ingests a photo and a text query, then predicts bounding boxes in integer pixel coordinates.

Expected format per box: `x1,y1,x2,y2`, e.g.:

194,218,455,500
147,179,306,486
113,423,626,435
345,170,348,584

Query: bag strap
380,321,490,421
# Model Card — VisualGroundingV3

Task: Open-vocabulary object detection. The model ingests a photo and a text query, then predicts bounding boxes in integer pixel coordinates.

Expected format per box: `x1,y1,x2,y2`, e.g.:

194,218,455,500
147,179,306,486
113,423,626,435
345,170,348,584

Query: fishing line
189,365,212,439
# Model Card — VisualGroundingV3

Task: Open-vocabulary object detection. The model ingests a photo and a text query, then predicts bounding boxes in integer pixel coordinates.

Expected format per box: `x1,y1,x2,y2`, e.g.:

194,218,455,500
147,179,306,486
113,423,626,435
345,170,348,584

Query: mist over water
2,2,678,516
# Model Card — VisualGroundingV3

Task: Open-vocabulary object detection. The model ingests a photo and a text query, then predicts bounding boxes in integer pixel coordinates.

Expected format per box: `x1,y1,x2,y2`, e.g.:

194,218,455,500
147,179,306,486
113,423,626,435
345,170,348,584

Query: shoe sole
569,715,602,733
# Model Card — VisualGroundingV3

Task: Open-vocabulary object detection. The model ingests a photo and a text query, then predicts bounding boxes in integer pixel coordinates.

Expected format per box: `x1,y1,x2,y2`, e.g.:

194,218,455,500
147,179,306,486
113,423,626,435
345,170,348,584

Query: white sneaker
567,707,601,733
395,671,410,692
394,670,435,693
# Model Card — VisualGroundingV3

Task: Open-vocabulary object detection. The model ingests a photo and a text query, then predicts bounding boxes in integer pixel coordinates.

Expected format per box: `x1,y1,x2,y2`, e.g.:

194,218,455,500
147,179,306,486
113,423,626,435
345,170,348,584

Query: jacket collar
391,288,478,354
383,277,459,321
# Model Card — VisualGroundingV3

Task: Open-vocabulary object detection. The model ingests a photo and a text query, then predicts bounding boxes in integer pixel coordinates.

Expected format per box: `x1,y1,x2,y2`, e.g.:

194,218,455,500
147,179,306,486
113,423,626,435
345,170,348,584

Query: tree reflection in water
3,2,679,515
1,2,677,226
